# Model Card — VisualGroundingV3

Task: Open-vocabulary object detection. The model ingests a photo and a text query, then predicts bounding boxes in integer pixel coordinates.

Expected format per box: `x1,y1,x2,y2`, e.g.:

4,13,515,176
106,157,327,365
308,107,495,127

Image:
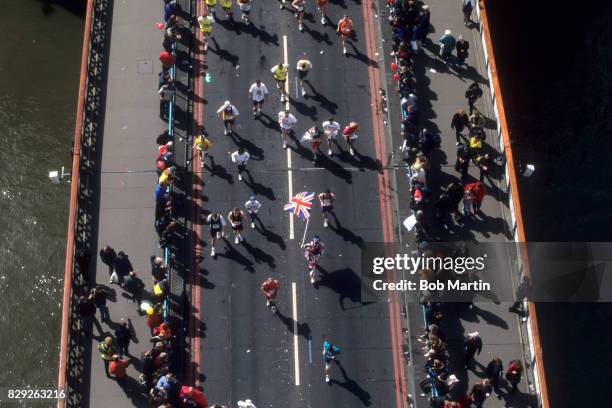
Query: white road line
294,77,299,99
283,34,295,240
292,282,300,386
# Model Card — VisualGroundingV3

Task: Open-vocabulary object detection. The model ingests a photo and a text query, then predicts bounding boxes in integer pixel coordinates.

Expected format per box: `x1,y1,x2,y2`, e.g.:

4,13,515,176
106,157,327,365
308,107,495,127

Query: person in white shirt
244,195,262,229
322,117,340,156
216,100,240,135
248,79,268,118
230,147,250,181
296,59,312,97
278,109,298,149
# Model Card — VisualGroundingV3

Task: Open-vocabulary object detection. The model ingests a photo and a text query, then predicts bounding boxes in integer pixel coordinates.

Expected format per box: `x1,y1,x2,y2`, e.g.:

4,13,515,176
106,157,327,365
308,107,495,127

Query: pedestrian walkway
381,0,538,406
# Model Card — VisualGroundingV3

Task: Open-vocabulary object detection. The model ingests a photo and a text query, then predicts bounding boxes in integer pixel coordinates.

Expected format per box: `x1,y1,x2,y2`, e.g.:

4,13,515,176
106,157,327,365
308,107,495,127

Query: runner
296,58,312,97
230,147,250,181
342,121,359,156
216,100,239,135
193,132,212,168
302,126,324,164
318,189,336,228
237,0,252,24
261,277,279,313
278,108,298,149
270,63,289,103
316,0,329,25
292,0,306,32
322,340,341,383
277,0,286,10
244,195,262,229
337,15,354,55
248,79,268,118
322,117,340,156
219,0,233,19
197,12,214,52
227,207,246,244
302,235,325,284
206,212,226,257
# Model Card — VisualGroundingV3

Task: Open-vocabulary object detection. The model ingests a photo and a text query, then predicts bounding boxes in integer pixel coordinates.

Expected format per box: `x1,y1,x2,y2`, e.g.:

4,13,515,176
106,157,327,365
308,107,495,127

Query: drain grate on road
138,60,153,74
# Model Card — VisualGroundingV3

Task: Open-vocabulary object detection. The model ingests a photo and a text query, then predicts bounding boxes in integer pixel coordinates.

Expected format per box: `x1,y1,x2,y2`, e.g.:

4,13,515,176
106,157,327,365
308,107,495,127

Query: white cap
223,100,231,108
468,331,480,337
283,63,289,69
444,29,452,35
237,400,256,408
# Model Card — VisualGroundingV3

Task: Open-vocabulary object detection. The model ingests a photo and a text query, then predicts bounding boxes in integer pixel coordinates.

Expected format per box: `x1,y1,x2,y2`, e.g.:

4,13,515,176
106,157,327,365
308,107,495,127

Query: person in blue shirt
322,340,341,383
439,29,456,63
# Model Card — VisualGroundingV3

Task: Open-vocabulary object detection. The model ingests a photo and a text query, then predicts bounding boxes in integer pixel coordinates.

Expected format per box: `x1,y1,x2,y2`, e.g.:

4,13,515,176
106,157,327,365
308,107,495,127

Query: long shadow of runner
314,266,370,310
229,131,265,160
243,170,276,201
258,111,281,132
208,37,239,67
241,239,276,268
328,211,365,248
346,42,378,67
242,23,280,46
316,153,353,184
330,361,372,406
276,310,312,340
216,242,256,273
303,24,333,45
205,156,234,185
333,142,383,174
304,80,338,115
254,219,286,250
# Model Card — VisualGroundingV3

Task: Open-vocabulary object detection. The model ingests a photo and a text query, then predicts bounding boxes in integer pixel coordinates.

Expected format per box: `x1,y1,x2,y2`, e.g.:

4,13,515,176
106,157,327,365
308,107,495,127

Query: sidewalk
379,1,538,406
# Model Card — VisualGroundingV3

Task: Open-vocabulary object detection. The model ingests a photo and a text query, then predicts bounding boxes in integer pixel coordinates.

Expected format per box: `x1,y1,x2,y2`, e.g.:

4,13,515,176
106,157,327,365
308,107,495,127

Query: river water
0,0,84,390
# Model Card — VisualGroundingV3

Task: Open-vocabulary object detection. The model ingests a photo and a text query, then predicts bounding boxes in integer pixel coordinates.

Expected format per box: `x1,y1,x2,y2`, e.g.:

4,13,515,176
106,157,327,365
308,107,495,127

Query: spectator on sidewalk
75,249,92,285
462,0,475,27
505,359,523,393
98,336,117,378
109,354,131,383
486,357,504,395
111,251,133,285
464,331,482,367
99,245,116,274
470,379,491,408
77,295,97,334
159,80,176,119
439,29,456,63
115,319,133,356
451,109,469,144
465,82,483,114
90,286,110,323
159,50,176,71
456,35,469,66
509,275,531,319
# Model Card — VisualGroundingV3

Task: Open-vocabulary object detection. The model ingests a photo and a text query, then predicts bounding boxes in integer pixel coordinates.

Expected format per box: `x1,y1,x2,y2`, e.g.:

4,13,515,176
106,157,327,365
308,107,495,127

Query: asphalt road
191,1,403,407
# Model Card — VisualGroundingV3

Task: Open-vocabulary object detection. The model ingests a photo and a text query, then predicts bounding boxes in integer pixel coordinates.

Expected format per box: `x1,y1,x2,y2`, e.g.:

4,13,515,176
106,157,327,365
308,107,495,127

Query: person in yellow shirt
270,63,289,102
193,133,212,168
219,0,233,19
204,0,218,19
197,13,214,52
159,166,177,187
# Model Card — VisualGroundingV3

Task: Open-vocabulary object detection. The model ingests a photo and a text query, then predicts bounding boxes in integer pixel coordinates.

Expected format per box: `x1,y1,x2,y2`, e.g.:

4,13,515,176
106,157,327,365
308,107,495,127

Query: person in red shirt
464,181,486,212
159,50,176,71
342,121,359,156
315,0,329,25
108,354,130,380
180,385,208,407
336,15,354,55
146,307,164,335
261,277,279,313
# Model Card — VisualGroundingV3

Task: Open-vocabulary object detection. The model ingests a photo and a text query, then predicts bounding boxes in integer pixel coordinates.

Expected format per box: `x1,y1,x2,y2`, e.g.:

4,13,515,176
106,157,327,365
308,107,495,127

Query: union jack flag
284,192,314,220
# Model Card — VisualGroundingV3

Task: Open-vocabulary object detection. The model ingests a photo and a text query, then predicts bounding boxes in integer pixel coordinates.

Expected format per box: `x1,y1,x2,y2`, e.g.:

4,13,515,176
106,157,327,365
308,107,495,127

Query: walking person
98,336,117,378
271,63,289,102
438,29,456,63
205,0,218,19
474,152,491,183
451,109,470,144
462,0,475,27
470,379,492,408
456,35,469,67
337,15,354,55
217,100,239,135
486,357,504,396
244,196,262,229
464,331,482,368
316,0,329,25
505,359,523,393
302,126,325,164
77,295,97,335
124,271,145,305
296,58,312,97
115,319,133,357
90,286,110,323
322,117,340,156
465,82,483,114
219,0,233,19
109,354,131,384
206,212,226,257
465,181,486,212
228,207,246,244
322,340,341,383
318,189,336,228
278,108,298,149
112,251,134,285
509,275,531,320
99,245,117,274
231,147,250,181
249,79,268,118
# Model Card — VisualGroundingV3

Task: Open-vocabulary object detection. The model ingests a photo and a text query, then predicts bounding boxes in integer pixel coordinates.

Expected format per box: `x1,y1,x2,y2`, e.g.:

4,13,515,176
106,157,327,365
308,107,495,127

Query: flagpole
300,216,310,247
